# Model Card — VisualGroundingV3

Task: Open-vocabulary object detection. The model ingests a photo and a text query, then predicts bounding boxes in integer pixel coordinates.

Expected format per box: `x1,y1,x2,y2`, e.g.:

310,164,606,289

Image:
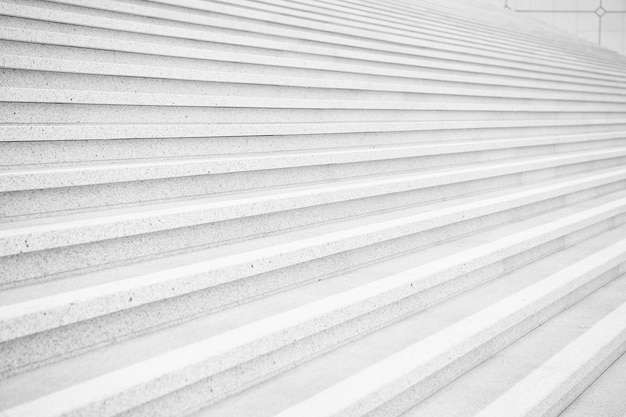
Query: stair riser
10,0,590,72
133,267,626,417
9,91,626,113
361,265,626,417
4,144,625,217
2,209,622,379
148,0,621,76
17,247,623,417
4,125,624,165
8,140,626,192
0,0,596,67
477,307,626,417
3,186,625,347
11,123,626,143
5,54,623,107
4,65,625,105
525,344,626,417
7,103,623,125
6,153,626,255
8,0,625,87
3,0,607,70
1,0,625,415
3,166,625,287
227,0,614,73
544,344,626,417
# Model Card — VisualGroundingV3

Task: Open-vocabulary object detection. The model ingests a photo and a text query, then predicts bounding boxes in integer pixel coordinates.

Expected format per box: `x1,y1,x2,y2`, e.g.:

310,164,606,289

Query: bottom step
409,278,626,417
560,350,626,417
475,299,626,417
2,198,625,417
200,224,626,417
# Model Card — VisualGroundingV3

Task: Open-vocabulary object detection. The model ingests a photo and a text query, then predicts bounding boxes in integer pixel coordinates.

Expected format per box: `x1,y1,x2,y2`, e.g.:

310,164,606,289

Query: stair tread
242,0,620,65
2,0,626,414
5,43,625,101
4,131,624,172
2,199,624,412
4,14,623,93
255,238,626,417
203,0,621,68
8,86,626,109
474,299,626,417
2,144,623,222
193,230,626,417
2,180,621,313
136,0,613,70
5,39,624,99
397,272,626,417
2,165,624,302
10,0,625,83
8,118,626,142
559,350,626,417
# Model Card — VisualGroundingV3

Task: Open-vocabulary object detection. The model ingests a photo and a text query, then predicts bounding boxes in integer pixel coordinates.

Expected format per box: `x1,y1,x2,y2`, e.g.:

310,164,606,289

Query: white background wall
480,0,626,56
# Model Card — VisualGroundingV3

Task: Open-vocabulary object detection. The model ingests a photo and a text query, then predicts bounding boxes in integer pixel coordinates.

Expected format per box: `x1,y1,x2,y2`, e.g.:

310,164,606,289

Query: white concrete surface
475,299,626,417
271,240,626,417
1,0,625,416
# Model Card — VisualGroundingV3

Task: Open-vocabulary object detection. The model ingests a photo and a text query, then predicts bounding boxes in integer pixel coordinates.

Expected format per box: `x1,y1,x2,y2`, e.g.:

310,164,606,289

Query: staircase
1,0,626,416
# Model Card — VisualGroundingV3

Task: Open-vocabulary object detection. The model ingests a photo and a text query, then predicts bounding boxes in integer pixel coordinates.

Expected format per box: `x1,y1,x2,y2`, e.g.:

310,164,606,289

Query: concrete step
1,177,625,376
196,0,625,74
267,233,626,417
2,42,625,105
2,3,625,91
3,36,624,100
2,0,625,414
8,54,623,117
403,260,626,417
1,195,624,416
0,123,626,166
2,139,625,218
3,128,624,166
376,0,622,64
9,105,624,127
3,163,625,286
7,86,626,111
197,225,626,417
16,0,625,84
0,191,616,365
5,119,626,143
474,301,626,417
262,0,619,64
4,141,625,192
558,350,626,417
316,0,618,68
4,124,625,166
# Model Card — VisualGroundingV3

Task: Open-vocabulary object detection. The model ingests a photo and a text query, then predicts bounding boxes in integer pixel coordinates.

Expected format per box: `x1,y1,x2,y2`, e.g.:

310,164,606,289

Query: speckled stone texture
1,0,626,416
